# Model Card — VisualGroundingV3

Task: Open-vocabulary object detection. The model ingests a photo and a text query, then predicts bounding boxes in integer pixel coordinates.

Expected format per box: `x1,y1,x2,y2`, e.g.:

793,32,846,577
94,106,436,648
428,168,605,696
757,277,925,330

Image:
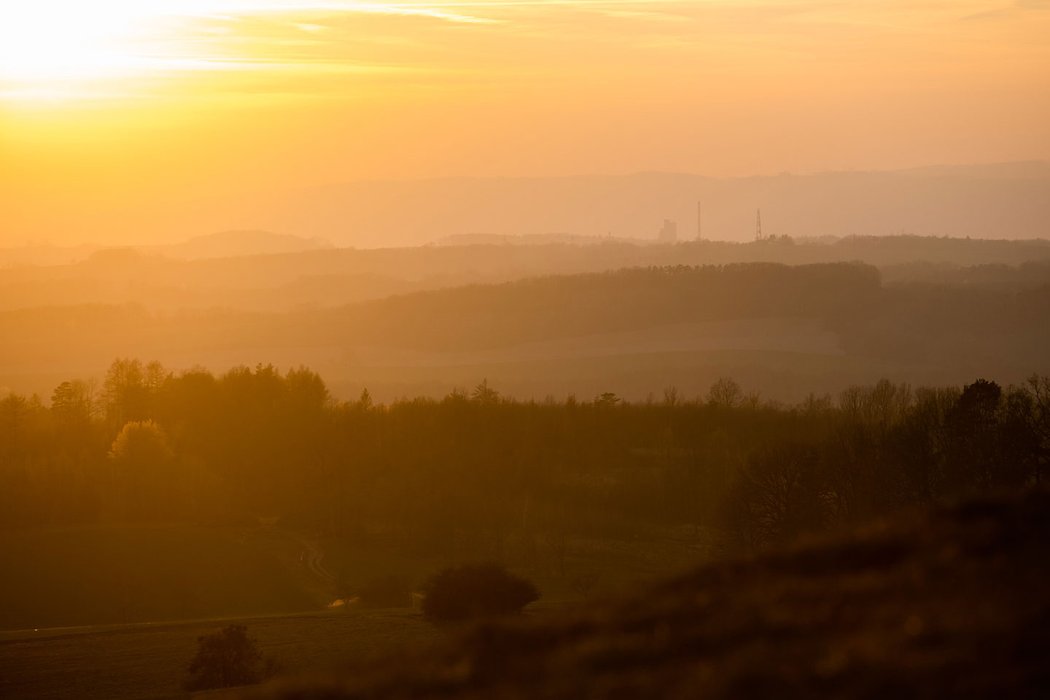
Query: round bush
421,563,539,623
184,625,263,691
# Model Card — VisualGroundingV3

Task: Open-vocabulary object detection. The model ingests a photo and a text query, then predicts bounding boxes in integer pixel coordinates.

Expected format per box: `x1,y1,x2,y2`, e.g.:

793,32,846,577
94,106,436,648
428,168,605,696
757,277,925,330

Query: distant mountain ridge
155,230,333,259
2,162,1047,251
0,231,334,267
210,161,1050,247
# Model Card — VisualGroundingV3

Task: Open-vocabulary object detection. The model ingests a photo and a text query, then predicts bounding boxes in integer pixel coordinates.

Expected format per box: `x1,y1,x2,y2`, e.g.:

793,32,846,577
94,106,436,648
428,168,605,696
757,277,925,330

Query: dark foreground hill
255,490,1050,699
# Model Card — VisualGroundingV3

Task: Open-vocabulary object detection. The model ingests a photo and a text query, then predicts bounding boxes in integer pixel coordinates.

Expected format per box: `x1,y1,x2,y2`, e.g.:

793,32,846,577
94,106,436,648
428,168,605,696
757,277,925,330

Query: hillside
256,489,1050,699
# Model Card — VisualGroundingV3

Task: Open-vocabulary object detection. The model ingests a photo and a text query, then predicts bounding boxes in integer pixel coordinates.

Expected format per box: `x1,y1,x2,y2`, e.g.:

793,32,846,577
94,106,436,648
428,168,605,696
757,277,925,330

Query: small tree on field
184,625,267,691
421,563,539,623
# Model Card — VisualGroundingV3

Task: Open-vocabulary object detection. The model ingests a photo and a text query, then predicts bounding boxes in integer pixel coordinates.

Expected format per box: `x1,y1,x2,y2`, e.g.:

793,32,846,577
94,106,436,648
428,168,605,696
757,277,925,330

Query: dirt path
297,537,335,586
241,526,338,607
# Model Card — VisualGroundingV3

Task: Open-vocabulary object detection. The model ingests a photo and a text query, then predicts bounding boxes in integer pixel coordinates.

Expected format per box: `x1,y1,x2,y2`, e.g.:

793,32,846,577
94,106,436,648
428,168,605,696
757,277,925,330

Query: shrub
421,563,539,623
184,624,269,691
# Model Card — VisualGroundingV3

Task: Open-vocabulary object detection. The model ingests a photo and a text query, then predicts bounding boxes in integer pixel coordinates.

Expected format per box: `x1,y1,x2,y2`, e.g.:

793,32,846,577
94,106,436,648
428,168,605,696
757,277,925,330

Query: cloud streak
4,0,1048,105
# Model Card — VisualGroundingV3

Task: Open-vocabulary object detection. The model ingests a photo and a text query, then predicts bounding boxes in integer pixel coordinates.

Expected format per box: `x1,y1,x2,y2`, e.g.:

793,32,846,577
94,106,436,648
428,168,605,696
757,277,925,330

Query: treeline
881,260,1050,292
1,360,1047,556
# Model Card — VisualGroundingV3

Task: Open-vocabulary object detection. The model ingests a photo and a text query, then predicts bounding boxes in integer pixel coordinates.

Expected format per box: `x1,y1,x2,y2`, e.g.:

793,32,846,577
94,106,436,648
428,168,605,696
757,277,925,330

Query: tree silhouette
108,420,172,466
108,420,174,520
707,377,742,409
472,379,500,405
723,442,826,551
422,564,538,623
184,625,264,691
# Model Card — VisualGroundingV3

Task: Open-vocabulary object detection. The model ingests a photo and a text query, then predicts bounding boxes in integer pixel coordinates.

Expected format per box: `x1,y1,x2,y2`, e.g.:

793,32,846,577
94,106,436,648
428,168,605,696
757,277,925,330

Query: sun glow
1,4,150,80
0,2,208,103
0,0,502,102
0,0,1047,224
0,1,295,101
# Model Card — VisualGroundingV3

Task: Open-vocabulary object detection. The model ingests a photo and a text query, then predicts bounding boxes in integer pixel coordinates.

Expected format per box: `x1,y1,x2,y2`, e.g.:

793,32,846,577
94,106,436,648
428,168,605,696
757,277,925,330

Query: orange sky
2,1,1049,245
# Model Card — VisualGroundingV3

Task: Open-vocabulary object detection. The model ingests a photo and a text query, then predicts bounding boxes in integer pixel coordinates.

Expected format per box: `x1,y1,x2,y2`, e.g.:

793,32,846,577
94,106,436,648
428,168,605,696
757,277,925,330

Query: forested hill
256,489,1050,699
325,263,882,350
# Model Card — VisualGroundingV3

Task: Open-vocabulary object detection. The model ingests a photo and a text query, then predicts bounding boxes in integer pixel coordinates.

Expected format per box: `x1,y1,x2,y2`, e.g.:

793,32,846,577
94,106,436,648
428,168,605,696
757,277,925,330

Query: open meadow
0,608,436,700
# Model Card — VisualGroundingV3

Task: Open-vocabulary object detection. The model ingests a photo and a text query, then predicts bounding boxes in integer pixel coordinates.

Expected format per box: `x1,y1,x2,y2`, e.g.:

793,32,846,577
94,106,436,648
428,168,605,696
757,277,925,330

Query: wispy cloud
5,0,1047,105
172,1,503,24
958,0,1050,22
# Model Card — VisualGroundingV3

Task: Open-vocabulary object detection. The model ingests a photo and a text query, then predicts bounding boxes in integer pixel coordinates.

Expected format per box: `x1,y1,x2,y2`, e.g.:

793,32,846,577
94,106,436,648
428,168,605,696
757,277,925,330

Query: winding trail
298,537,335,586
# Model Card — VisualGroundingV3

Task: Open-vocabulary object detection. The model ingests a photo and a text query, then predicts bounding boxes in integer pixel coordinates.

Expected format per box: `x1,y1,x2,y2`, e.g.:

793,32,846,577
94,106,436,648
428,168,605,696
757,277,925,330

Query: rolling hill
257,489,1050,699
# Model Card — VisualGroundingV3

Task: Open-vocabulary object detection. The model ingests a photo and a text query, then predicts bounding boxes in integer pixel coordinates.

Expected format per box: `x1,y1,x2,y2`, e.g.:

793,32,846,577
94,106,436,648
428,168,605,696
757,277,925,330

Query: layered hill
3,236,1049,314
1,262,1048,402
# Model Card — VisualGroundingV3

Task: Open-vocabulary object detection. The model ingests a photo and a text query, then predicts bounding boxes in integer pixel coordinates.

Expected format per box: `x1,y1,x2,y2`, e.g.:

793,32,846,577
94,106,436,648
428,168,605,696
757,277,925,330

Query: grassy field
319,522,710,609
0,525,319,630
0,512,713,696
0,522,710,698
0,608,437,699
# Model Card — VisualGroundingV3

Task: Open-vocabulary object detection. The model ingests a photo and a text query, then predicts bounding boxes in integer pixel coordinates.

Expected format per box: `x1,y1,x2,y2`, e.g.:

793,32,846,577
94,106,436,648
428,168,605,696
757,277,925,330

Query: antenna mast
755,208,763,241
696,200,702,240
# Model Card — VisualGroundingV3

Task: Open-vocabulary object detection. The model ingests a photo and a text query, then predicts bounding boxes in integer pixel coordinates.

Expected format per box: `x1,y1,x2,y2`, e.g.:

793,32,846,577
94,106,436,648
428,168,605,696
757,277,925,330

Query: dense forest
2,359,1046,559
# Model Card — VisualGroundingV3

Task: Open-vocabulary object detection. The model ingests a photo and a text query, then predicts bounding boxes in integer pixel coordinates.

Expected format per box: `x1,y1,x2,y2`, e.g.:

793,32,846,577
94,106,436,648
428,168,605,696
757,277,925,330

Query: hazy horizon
4,160,1050,249
4,0,1049,247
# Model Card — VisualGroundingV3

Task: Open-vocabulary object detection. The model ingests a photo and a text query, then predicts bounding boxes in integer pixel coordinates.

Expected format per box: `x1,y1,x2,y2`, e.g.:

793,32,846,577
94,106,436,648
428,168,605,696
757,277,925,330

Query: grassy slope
0,526,318,630
4,493,1048,698
257,490,1050,699
0,609,436,700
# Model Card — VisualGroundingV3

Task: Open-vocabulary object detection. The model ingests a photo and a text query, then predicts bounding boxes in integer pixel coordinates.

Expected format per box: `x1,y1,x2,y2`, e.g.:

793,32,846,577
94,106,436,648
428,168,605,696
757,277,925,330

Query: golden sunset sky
2,1,1049,245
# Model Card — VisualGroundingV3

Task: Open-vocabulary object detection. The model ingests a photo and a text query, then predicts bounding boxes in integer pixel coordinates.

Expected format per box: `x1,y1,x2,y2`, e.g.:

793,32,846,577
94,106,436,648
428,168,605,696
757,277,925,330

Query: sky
1,0,1049,245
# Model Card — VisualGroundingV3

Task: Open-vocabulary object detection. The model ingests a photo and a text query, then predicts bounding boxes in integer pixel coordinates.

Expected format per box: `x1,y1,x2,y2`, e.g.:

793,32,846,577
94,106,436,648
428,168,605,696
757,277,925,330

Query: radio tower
696,200,702,241
755,208,763,241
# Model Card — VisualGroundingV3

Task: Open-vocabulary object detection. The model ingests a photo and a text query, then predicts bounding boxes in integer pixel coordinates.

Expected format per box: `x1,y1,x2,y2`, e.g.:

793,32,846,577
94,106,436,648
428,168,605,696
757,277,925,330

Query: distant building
657,219,678,243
